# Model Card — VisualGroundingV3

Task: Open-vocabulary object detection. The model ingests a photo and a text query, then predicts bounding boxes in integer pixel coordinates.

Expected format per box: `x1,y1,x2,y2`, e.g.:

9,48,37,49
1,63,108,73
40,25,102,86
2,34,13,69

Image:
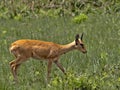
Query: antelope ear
81,33,83,41
75,34,79,45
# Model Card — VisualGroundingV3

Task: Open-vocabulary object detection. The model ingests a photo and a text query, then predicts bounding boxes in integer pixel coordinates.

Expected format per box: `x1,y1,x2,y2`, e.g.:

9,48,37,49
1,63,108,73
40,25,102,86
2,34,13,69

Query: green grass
0,14,120,90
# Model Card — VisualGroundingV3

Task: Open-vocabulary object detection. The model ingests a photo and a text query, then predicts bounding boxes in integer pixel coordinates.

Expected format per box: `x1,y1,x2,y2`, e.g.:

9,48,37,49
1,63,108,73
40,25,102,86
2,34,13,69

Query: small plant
73,13,88,24
50,72,94,90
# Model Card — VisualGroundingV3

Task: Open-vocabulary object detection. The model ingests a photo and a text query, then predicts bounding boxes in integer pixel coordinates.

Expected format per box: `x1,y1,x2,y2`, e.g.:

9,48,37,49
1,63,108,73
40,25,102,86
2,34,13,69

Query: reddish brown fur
9,34,87,82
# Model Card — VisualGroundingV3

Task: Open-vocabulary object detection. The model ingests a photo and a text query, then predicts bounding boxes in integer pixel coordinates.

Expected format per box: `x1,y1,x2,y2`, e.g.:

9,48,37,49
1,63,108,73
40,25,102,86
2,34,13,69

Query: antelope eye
80,44,84,47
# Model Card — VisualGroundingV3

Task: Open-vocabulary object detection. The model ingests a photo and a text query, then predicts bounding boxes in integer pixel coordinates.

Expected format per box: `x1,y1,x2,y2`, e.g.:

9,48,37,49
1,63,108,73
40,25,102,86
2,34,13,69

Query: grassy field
0,14,120,90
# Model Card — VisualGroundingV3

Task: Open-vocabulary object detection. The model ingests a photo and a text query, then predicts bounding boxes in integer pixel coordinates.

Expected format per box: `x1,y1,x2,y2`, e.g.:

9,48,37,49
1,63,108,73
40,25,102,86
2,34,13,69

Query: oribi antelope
9,34,87,82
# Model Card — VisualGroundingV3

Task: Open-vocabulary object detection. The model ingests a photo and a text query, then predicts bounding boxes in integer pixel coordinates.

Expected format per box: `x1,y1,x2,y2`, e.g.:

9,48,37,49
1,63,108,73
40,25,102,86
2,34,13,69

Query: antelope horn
81,33,83,40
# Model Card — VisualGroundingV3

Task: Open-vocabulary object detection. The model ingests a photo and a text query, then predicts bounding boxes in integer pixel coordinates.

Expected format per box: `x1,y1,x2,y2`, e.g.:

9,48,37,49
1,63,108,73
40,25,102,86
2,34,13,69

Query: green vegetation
0,0,120,90
0,0,120,19
0,14,120,90
73,13,88,24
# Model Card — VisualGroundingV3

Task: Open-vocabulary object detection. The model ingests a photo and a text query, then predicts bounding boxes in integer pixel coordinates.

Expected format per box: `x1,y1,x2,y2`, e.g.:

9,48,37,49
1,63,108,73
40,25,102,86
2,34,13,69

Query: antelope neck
60,41,75,55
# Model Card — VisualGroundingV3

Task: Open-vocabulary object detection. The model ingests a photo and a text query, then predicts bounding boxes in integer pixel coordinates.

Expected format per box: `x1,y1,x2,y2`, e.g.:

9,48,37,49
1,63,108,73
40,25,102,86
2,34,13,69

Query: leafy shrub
50,72,96,90
0,0,120,19
72,13,88,24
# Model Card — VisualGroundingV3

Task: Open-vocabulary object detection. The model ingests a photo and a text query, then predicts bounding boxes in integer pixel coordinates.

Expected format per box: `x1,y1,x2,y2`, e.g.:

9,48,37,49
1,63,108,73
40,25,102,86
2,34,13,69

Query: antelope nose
83,50,87,53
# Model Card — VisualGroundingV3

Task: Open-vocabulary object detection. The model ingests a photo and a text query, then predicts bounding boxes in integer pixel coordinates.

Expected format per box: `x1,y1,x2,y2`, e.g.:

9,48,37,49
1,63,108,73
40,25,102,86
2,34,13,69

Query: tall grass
0,14,120,90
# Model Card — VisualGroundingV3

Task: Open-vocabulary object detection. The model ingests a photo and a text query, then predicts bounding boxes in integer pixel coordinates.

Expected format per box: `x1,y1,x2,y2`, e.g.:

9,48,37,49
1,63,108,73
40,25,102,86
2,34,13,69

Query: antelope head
75,33,87,53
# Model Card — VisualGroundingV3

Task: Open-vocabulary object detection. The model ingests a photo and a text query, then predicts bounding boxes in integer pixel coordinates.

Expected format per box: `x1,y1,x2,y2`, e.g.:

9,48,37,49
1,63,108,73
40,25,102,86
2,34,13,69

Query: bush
0,0,120,19
72,13,88,24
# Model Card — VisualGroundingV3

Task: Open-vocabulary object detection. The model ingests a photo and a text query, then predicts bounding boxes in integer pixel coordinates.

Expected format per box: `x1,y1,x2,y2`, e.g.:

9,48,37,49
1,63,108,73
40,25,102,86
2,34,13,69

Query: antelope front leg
47,60,52,82
54,60,66,75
